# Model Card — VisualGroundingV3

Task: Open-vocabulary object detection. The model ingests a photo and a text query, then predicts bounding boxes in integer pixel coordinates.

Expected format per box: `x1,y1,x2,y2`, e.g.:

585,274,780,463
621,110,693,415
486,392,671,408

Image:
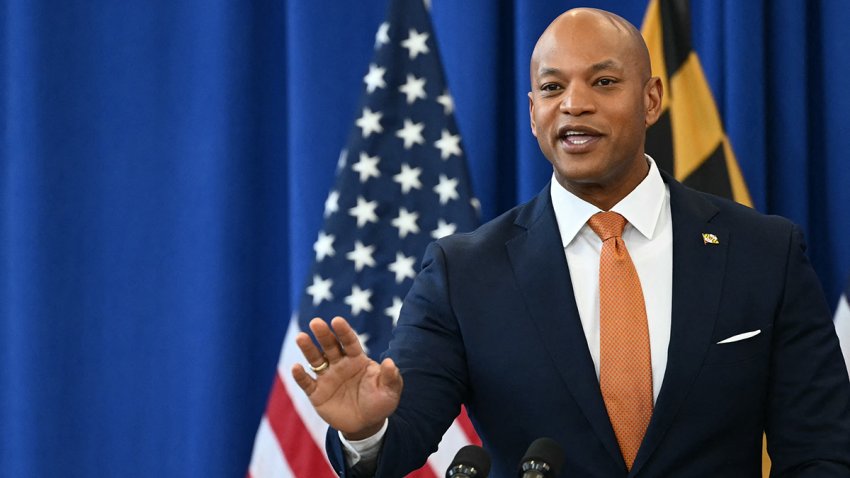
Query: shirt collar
550,154,666,247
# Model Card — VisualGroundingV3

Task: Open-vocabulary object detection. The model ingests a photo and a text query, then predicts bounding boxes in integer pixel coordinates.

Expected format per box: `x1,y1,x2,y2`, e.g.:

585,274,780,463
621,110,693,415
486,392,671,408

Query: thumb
378,357,403,394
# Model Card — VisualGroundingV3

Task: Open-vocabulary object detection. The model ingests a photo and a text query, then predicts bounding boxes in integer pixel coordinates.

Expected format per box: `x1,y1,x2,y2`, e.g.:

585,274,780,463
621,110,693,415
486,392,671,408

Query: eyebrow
536,59,624,79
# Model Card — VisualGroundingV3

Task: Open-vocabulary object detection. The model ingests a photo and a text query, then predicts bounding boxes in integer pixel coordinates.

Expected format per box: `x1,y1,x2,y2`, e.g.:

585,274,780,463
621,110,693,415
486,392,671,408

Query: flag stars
295,13,476,359
401,29,430,59
313,231,336,261
324,190,339,218
393,163,423,194
355,107,384,138
345,285,373,316
346,240,376,272
349,196,379,228
396,118,425,149
385,297,403,326
352,152,381,183
388,252,417,283
306,274,333,306
434,174,459,204
392,207,420,238
434,129,462,160
436,90,454,115
431,219,457,239
363,63,387,93
399,74,427,104
375,22,390,48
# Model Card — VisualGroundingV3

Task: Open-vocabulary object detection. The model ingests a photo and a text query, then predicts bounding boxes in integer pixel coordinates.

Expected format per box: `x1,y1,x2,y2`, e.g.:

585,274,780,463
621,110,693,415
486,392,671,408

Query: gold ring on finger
309,360,330,374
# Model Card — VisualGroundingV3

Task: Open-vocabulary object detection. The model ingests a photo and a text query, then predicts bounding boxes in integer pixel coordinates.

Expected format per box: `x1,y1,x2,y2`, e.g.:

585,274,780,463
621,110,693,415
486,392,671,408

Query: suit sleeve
326,241,470,477
766,225,850,477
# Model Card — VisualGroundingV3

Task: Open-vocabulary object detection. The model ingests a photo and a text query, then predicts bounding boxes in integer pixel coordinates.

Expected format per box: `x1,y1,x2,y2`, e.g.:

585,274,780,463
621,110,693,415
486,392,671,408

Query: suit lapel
505,185,625,467
630,174,728,476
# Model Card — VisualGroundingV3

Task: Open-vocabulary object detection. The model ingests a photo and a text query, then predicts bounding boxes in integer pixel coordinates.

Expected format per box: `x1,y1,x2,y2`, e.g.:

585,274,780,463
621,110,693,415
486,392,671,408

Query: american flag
836,275,850,375
248,0,481,476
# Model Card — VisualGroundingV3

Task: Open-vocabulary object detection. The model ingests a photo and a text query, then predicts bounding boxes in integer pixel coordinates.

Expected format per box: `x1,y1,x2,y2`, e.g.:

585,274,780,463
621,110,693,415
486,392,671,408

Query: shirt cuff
339,419,389,467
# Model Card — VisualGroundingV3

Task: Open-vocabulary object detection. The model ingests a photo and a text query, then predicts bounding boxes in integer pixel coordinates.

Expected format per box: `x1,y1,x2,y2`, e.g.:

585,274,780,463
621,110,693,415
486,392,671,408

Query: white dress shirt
342,156,674,465
550,155,672,401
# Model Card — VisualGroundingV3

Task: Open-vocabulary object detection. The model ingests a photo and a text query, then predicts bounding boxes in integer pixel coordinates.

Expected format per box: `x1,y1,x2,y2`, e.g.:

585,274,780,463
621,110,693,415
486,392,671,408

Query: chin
552,160,606,185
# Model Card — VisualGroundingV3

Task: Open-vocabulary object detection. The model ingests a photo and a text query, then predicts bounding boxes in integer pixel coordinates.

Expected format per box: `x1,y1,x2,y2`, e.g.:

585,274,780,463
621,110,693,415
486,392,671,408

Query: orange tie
587,211,653,470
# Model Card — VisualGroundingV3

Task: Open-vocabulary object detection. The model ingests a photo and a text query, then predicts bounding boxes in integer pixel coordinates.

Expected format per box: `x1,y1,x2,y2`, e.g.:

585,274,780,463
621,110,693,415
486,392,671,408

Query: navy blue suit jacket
327,173,850,477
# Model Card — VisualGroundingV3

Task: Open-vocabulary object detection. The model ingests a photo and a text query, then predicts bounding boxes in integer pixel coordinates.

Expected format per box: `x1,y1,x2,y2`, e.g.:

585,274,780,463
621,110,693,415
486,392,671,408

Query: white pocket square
717,329,761,344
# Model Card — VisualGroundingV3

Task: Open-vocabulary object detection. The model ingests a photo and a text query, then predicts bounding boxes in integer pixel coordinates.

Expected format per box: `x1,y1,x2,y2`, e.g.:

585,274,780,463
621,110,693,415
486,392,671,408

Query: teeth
561,129,596,146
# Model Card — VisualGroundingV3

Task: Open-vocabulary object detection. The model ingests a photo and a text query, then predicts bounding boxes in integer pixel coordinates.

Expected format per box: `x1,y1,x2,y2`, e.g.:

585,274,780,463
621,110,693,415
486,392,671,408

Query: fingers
295,330,328,369
309,318,345,363
331,316,366,357
302,316,366,368
291,364,317,396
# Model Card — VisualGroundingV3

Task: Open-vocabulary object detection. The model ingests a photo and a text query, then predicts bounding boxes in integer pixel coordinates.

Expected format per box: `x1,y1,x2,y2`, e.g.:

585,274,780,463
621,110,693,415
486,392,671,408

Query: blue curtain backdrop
2,1,849,476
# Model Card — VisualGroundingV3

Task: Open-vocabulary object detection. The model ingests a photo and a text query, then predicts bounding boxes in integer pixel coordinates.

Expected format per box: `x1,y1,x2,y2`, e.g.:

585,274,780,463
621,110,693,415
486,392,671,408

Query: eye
540,83,561,92
595,78,617,87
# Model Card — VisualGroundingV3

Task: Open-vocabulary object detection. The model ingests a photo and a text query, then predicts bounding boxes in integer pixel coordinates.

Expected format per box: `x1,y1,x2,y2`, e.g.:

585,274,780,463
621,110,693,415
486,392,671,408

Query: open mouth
557,125,603,150
562,131,596,145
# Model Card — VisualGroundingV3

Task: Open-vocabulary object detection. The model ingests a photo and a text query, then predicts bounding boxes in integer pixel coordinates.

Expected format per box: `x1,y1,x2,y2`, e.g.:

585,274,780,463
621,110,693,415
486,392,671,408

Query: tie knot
588,211,627,241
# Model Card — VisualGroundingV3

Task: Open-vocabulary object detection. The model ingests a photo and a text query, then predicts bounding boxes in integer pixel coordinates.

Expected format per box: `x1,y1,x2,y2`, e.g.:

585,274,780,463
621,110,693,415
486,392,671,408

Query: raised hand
291,316,403,440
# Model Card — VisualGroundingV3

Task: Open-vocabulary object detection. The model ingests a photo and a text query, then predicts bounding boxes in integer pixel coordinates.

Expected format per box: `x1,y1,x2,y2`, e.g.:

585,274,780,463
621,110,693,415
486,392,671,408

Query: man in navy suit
292,8,850,477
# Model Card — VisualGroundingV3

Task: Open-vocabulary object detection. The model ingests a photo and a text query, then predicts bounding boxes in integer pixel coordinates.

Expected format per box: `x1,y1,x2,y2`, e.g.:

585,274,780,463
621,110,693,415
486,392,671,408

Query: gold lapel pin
702,233,719,245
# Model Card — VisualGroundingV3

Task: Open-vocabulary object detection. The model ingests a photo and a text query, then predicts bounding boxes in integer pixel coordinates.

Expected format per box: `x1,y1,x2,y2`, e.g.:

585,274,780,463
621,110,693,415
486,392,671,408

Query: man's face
528,13,661,197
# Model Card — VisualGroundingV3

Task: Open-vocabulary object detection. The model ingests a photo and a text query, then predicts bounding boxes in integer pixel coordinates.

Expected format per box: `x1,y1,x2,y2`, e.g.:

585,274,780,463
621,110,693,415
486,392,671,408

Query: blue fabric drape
2,1,848,476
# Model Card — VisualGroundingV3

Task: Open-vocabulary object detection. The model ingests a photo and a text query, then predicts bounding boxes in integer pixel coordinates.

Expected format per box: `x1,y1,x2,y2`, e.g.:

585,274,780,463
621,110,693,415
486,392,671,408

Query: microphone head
447,445,491,478
519,437,565,477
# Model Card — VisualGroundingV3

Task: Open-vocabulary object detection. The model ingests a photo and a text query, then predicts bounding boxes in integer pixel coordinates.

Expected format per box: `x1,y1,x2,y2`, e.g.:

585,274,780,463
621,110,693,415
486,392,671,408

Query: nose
559,83,595,116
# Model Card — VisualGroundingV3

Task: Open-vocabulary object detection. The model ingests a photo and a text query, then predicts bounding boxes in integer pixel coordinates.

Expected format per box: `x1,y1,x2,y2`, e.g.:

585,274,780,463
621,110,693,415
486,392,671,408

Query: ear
644,76,663,127
528,91,538,138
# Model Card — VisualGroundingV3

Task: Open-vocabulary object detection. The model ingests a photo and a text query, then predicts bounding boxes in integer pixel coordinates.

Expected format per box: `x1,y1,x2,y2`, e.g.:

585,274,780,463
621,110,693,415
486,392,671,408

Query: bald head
530,8,651,86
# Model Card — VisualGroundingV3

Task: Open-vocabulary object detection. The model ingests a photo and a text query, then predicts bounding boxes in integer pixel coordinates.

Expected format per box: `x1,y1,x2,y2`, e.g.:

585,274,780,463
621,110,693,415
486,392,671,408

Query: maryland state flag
641,0,752,207
639,0,767,475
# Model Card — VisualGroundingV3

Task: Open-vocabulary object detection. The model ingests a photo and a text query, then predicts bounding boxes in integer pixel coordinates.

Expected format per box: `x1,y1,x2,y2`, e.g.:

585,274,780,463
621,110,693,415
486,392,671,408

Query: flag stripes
248,419,294,478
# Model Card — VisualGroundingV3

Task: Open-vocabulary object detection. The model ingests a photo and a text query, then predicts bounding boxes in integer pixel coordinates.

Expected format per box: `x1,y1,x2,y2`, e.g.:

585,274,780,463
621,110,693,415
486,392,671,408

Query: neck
559,155,650,211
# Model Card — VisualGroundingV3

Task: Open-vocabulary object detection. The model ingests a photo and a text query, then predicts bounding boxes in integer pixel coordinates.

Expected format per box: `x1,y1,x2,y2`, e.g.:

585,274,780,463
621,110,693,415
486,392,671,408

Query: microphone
445,444,491,478
518,438,565,478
